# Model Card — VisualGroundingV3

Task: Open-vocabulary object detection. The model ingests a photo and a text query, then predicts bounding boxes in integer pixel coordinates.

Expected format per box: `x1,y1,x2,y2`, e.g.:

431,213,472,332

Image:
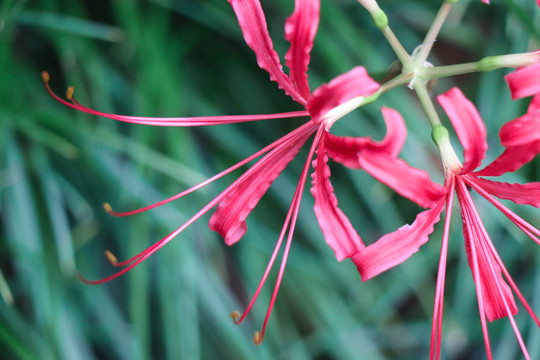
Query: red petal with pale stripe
228,0,306,105
505,62,540,100
284,0,320,100
467,176,540,208
352,199,445,281
359,152,446,208
308,67,379,123
209,123,318,245
311,137,365,261
437,88,487,174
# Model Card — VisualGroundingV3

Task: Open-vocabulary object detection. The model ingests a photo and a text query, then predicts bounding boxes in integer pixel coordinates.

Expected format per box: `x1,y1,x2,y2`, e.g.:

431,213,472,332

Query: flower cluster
43,0,540,357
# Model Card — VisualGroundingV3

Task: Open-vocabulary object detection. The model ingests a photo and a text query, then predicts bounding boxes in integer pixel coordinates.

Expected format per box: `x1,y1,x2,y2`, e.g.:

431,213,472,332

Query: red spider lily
352,87,540,359
42,0,432,343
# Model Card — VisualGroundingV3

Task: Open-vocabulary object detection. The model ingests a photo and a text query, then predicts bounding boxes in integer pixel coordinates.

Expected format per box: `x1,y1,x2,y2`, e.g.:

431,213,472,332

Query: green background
1,0,539,358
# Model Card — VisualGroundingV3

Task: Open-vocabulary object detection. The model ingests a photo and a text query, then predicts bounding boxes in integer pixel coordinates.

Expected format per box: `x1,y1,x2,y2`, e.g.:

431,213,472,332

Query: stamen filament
463,180,540,328
103,122,319,217
430,177,454,360
255,126,325,344
42,71,310,126
466,177,540,243
460,181,492,360
468,210,531,359
80,123,318,278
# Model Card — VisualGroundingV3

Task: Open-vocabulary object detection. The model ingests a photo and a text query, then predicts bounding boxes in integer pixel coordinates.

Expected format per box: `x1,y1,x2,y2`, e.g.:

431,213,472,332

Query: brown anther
104,250,118,265
41,71,50,82
66,86,74,100
230,311,240,324
253,331,263,345
103,202,113,214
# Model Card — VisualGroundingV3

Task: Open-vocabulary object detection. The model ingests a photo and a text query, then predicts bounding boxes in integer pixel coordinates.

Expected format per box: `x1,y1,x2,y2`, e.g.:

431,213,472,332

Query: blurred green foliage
1,0,539,359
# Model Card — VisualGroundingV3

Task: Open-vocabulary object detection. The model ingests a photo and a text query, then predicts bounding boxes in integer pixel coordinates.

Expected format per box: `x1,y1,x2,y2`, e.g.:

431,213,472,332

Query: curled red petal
284,0,320,100
437,87,487,174
359,151,446,208
375,107,407,157
499,109,540,148
467,176,540,208
528,94,540,112
474,142,540,177
308,67,379,123
323,106,407,167
228,0,306,105
505,62,540,100
352,199,446,281
311,137,365,261
209,123,318,245
324,132,368,169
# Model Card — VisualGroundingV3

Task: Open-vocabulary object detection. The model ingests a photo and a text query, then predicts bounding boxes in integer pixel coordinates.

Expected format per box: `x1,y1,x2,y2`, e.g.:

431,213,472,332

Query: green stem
414,0,457,66
421,51,540,79
380,26,414,69
422,62,480,79
414,81,441,128
379,71,415,94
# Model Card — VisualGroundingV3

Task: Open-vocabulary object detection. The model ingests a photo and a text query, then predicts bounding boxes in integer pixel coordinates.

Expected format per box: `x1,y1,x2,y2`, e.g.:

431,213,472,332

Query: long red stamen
104,122,318,217
466,177,540,244
430,177,454,360
42,71,310,126
255,126,325,344
81,123,318,279
466,214,531,358
230,126,324,344
464,180,540,328
459,178,532,359
459,180,492,360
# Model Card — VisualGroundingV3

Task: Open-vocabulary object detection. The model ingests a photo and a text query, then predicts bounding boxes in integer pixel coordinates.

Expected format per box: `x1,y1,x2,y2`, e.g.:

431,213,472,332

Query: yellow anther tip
41,71,50,82
103,202,113,214
66,86,74,100
253,331,263,345
104,250,118,265
230,311,240,324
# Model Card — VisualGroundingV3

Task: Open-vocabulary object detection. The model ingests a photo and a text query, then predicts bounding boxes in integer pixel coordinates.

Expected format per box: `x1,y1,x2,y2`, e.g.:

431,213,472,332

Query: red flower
43,0,386,343
352,87,540,359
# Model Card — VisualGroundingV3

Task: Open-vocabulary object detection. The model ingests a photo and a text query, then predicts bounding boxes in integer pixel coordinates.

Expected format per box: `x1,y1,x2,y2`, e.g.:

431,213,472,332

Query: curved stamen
430,177,454,360
466,177,540,244
468,214,531,359
230,125,322,327
255,126,325,344
81,122,318,277
463,180,540,327
459,178,531,359
42,71,310,126
459,180,492,360
103,122,318,217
